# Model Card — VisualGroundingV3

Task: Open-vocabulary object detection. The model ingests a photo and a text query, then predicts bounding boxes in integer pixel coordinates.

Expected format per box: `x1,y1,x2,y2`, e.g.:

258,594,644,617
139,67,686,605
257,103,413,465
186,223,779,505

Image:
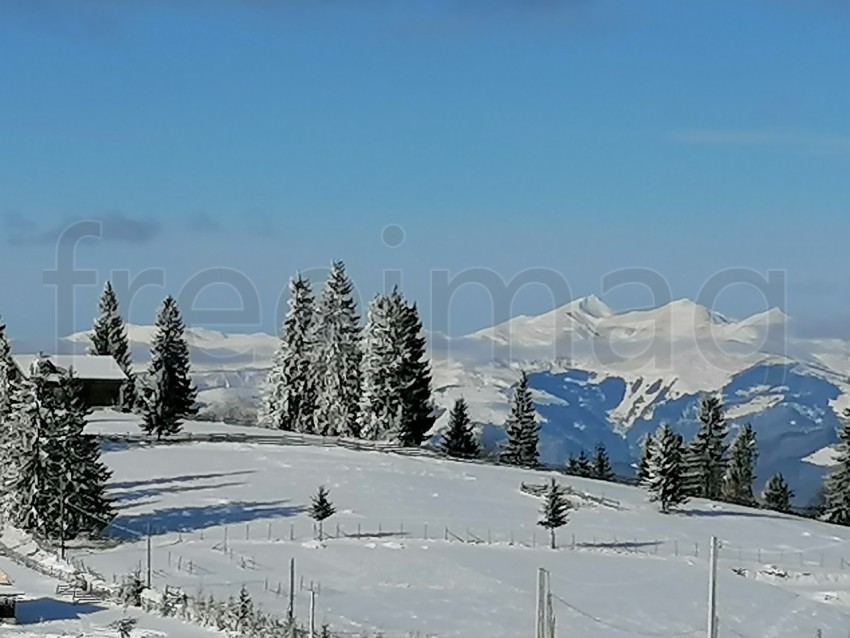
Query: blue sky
2,1,850,342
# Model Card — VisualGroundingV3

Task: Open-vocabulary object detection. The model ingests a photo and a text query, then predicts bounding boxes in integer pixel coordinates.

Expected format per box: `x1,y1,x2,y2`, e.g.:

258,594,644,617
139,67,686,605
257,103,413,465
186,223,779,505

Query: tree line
260,262,434,446
439,368,850,528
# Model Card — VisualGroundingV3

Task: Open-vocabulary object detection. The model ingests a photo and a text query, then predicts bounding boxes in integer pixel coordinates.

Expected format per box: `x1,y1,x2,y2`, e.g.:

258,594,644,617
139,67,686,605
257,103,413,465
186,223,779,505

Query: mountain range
65,297,850,503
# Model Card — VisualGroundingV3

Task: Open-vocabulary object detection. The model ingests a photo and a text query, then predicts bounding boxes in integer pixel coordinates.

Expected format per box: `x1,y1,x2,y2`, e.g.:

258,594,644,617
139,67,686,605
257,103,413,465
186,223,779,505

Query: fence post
424,524,428,540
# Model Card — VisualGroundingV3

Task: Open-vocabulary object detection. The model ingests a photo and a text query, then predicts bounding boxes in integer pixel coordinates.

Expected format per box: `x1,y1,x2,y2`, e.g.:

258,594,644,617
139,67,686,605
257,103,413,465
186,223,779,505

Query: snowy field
59,416,850,637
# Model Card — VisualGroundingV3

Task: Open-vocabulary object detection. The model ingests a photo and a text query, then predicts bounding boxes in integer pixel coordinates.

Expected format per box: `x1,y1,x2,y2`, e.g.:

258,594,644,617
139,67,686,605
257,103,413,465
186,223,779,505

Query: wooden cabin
13,354,128,408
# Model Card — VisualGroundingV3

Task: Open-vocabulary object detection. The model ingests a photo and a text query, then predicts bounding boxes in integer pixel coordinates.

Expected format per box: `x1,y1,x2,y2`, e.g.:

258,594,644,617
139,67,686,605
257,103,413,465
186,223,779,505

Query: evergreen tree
723,424,758,506
441,397,480,459
0,319,18,423
566,450,592,478
591,444,615,482
4,365,58,535
684,395,729,500
141,296,197,439
647,423,689,514
313,261,362,437
637,432,655,486
236,585,254,633
309,485,336,541
762,473,794,514
500,371,539,467
57,370,114,536
259,275,317,432
822,409,850,526
538,478,571,549
397,300,435,445
358,289,434,445
358,293,405,441
89,282,137,411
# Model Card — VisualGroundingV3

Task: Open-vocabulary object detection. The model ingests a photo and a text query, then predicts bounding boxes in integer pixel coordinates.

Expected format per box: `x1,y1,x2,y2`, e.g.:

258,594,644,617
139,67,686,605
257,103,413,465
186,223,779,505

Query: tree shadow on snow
684,508,788,520
109,469,255,491
577,540,662,551
111,480,250,505
109,500,305,538
15,597,102,624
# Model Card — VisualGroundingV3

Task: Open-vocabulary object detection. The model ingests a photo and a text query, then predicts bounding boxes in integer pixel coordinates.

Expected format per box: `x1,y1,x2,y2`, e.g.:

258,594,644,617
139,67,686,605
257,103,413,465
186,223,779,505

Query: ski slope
69,417,850,638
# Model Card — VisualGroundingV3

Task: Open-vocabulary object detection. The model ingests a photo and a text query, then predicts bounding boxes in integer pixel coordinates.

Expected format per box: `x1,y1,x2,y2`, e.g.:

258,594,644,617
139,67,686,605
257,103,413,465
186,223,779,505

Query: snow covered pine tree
723,423,758,506
500,371,540,468
358,288,434,445
141,296,198,440
647,423,688,514
685,395,729,500
313,261,362,437
538,478,570,549
637,432,655,486
762,473,794,514
89,281,137,411
592,443,615,482
441,397,480,459
260,274,317,432
822,409,850,526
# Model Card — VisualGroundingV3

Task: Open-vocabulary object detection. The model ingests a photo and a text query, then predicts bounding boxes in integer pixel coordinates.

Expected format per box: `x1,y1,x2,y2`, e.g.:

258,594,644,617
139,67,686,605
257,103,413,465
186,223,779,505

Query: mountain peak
565,294,613,319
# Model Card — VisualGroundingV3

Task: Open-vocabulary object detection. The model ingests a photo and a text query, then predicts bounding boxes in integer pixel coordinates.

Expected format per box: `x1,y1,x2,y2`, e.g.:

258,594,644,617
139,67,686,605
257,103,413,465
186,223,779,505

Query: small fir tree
591,444,615,482
309,485,336,541
723,424,758,506
566,450,592,478
441,397,480,459
538,478,571,549
684,395,729,500
647,423,689,514
762,473,794,514
89,282,137,411
822,409,850,526
500,371,539,467
259,274,317,432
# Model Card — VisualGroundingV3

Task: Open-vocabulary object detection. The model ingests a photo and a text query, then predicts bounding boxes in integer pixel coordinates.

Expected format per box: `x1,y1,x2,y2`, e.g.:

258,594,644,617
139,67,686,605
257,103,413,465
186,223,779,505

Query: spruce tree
0,319,18,423
89,281,137,411
822,409,850,526
4,366,58,535
397,300,435,446
313,261,362,437
567,450,592,478
592,443,615,482
762,473,794,514
647,423,688,514
441,397,480,459
57,370,114,535
684,395,729,500
500,371,539,468
358,293,405,441
538,478,571,549
309,485,336,541
723,424,758,506
259,274,317,432
637,432,655,486
141,296,197,439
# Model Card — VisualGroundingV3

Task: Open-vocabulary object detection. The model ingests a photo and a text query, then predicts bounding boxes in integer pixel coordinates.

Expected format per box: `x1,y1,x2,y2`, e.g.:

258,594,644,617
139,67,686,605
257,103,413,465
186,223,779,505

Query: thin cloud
672,129,850,154
186,213,223,234
3,212,161,246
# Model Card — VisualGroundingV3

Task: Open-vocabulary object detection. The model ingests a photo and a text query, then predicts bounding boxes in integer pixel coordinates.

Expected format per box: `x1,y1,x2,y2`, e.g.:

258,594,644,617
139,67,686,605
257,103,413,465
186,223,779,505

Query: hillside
72,414,850,638
65,297,850,502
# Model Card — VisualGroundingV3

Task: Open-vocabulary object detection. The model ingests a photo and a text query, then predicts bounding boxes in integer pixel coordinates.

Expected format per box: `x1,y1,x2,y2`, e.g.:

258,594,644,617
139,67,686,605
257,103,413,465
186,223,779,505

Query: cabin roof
13,354,128,382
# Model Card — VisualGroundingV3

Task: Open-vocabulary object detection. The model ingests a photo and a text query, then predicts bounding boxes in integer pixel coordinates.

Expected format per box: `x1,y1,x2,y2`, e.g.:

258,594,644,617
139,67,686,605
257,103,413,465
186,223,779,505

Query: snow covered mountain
64,297,849,502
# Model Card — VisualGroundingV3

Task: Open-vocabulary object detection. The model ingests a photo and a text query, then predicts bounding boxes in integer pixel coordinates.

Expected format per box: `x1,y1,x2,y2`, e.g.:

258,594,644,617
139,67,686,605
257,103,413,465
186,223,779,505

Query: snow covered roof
13,354,128,382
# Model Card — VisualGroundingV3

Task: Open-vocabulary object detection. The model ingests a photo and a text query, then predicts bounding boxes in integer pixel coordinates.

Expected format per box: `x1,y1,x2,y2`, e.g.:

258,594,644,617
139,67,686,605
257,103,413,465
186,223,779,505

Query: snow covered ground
64,416,850,637
0,554,218,637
